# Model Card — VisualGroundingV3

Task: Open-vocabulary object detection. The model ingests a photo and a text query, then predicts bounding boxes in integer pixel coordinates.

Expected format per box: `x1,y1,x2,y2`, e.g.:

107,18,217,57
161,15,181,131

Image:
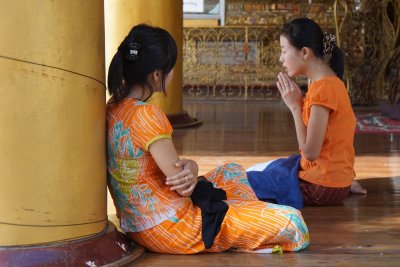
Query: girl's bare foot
350,180,367,194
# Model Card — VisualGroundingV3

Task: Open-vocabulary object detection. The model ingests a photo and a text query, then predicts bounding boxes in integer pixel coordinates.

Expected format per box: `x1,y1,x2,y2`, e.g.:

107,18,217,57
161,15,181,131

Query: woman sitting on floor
174,18,366,209
106,24,309,254
247,17,365,207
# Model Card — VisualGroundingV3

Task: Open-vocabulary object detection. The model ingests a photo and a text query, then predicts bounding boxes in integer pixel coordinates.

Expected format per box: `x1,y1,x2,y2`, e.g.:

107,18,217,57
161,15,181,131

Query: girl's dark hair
281,17,344,78
107,24,177,102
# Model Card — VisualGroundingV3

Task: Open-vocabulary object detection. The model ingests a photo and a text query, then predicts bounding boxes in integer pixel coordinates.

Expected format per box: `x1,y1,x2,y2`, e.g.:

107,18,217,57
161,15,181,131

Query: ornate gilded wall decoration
383,0,400,104
336,0,400,105
183,26,288,100
183,0,400,104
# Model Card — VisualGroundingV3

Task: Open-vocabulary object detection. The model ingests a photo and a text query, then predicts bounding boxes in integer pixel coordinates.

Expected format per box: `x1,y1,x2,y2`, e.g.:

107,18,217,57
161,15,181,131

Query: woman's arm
149,138,197,196
295,105,329,161
277,72,329,161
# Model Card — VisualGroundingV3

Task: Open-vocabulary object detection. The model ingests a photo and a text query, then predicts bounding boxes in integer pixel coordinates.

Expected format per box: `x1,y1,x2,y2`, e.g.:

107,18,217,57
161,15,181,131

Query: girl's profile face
279,35,304,77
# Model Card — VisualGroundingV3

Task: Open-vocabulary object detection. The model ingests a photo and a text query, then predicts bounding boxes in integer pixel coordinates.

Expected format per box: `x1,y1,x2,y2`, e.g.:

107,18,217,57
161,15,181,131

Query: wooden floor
109,100,400,266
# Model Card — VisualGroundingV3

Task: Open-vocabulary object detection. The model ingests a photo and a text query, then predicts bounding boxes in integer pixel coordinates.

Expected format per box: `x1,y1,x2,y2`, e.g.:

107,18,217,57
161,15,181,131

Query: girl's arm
149,138,198,196
277,72,329,161
292,105,329,161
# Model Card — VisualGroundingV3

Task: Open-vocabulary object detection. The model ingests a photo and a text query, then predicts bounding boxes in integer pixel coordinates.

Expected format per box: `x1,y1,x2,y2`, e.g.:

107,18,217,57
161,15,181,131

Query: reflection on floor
174,100,400,156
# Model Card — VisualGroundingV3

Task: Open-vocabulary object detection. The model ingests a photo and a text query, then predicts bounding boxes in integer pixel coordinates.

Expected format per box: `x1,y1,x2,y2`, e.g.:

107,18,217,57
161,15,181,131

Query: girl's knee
284,210,310,250
224,163,245,172
270,203,303,217
221,163,249,183
273,205,308,236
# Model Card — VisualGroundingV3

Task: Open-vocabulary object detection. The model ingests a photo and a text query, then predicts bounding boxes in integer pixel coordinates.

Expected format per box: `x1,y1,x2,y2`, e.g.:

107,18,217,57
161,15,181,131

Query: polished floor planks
173,100,400,156
132,178,400,267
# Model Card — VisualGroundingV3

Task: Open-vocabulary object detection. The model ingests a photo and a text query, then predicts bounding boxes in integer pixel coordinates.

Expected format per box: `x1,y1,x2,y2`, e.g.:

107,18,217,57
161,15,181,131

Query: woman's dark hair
108,24,177,102
281,17,344,78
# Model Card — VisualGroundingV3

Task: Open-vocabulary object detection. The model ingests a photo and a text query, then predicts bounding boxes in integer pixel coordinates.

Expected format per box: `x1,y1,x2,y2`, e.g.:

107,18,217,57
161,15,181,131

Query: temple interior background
183,0,400,107
1,1,400,266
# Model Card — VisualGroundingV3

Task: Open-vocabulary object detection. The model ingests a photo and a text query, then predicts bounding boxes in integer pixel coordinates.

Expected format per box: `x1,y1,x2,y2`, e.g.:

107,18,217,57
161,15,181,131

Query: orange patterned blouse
106,98,190,232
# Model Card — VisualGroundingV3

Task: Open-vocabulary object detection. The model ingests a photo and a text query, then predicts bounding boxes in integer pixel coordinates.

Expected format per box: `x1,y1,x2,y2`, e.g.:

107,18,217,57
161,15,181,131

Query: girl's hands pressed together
166,158,199,197
277,72,303,112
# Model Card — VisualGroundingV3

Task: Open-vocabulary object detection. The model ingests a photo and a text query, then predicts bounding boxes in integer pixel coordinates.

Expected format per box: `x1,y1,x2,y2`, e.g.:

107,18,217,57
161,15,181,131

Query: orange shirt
299,77,356,187
106,98,190,232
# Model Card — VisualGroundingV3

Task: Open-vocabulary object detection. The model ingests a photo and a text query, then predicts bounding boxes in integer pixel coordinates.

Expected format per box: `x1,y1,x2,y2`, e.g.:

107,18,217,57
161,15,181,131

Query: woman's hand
165,158,199,197
277,72,303,112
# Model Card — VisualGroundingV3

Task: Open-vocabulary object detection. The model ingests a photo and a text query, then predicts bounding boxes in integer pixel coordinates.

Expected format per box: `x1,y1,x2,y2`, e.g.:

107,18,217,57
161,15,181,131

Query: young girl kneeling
248,18,365,207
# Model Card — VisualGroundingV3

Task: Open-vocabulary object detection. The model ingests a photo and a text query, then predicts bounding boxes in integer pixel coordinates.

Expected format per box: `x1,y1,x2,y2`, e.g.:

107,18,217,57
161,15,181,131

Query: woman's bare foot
350,180,367,194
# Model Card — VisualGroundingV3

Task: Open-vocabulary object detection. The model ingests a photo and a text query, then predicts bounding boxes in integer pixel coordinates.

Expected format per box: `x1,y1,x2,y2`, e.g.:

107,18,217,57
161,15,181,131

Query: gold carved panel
183,0,400,104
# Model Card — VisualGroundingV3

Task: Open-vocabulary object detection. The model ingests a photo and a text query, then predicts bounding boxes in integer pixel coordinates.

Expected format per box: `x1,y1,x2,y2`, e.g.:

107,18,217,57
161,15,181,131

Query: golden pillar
0,2,141,265
105,0,201,128
0,0,107,246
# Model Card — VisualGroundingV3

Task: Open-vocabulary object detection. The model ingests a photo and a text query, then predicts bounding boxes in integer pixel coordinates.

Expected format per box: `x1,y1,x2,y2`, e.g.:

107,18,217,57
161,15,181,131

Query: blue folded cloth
246,155,303,210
